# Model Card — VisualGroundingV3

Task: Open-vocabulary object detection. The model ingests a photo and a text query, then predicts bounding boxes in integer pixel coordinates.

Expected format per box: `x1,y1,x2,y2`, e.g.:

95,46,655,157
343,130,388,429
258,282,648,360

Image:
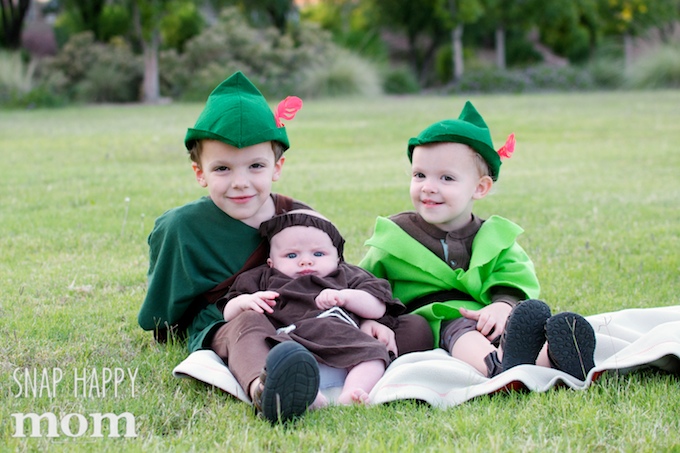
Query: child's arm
222,291,278,322
315,289,387,319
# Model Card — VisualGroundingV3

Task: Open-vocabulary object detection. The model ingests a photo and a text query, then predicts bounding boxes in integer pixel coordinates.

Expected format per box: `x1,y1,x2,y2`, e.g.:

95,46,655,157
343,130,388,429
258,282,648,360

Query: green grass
1,91,679,451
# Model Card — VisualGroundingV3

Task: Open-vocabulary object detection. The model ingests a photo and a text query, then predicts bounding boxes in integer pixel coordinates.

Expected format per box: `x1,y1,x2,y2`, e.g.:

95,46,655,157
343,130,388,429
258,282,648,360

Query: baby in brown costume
224,209,404,406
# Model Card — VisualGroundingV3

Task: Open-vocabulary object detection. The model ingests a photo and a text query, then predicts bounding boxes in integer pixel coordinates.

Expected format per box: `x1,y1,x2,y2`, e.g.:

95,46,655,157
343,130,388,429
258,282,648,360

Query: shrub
381,65,420,94
38,33,142,103
626,42,680,89
0,51,32,97
297,49,382,98
162,7,378,100
587,58,625,89
0,51,66,109
451,69,529,94
447,65,603,94
524,65,595,91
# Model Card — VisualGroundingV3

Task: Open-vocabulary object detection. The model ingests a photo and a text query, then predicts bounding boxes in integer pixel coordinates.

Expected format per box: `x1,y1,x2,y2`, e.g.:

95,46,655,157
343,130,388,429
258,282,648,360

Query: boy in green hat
359,101,596,380
138,71,320,423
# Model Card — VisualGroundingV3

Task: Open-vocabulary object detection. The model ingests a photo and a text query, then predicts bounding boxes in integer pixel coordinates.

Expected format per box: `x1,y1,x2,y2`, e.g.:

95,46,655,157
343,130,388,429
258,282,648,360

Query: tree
597,0,680,71
443,0,483,82
208,0,297,34
0,0,31,49
367,0,450,83
63,0,107,40
131,0,168,103
479,0,543,70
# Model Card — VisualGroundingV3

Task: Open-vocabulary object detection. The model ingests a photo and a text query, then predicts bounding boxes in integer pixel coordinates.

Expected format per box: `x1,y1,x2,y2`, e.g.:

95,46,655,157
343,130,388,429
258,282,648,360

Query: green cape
359,215,540,346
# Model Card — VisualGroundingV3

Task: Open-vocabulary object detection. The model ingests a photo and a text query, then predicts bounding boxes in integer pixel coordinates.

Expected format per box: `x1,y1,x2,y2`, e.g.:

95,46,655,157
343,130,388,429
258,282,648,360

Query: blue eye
314,251,325,257
286,253,297,259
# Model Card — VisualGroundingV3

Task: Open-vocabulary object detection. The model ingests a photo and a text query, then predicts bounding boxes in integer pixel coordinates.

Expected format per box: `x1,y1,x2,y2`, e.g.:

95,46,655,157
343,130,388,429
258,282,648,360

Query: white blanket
172,306,680,407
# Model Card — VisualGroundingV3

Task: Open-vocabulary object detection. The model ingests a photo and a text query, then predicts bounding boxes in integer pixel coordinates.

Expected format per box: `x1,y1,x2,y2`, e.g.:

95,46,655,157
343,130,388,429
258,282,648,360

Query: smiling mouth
229,195,254,204
421,199,441,206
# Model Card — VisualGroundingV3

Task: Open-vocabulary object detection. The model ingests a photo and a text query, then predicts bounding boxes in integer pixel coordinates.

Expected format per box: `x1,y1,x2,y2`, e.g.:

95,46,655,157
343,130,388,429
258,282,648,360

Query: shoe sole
260,342,320,424
546,312,596,381
501,299,552,371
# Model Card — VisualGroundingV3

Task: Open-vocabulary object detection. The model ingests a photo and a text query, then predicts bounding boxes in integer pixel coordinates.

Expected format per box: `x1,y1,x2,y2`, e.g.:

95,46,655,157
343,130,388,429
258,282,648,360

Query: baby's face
267,226,339,279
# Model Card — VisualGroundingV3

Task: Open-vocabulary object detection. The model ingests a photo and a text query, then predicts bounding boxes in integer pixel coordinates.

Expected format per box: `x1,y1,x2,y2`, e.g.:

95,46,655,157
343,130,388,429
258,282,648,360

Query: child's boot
498,299,552,374
545,312,596,381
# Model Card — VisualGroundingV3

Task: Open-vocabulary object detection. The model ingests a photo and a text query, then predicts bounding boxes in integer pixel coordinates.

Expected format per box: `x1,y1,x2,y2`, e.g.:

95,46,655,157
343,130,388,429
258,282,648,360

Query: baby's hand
360,320,398,357
315,289,344,310
223,291,278,321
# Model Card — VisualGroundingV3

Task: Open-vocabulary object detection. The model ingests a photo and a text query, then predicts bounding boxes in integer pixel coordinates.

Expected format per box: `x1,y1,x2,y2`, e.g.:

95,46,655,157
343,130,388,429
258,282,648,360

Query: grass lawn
1,90,679,452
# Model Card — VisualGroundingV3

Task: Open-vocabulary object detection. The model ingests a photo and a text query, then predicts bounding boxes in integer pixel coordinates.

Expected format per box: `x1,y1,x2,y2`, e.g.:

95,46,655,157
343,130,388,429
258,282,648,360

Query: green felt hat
407,101,502,180
185,71,291,151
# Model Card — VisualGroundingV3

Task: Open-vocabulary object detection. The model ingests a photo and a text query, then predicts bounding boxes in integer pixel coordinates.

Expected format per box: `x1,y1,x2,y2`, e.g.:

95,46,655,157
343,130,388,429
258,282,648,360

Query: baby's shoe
499,299,552,373
546,312,596,381
252,341,320,424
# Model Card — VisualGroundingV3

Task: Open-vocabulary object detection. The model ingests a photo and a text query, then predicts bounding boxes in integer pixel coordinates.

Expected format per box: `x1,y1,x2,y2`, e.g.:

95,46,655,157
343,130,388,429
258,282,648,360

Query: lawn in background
1,91,679,451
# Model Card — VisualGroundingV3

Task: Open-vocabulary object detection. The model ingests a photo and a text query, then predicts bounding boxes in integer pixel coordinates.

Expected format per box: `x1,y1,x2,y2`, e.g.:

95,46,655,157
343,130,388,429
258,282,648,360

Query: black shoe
500,299,552,373
252,342,319,424
546,312,596,381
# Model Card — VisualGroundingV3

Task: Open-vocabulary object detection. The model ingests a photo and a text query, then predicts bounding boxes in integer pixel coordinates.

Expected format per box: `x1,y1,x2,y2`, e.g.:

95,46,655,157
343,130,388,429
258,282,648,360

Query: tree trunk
0,0,30,49
623,33,633,74
495,26,506,70
142,28,161,103
452,24,464,82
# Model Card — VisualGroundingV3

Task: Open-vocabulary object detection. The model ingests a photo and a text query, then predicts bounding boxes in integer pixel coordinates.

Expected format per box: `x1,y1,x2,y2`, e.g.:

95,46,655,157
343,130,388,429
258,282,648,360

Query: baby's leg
337,360,385,405
449,330,497,375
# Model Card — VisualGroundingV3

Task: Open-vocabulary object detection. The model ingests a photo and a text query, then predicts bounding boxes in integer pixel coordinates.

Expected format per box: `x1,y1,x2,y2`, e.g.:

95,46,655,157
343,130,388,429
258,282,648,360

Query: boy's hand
360,320,398,356
459,302,512,341
315,289,345,310
222,291,278,322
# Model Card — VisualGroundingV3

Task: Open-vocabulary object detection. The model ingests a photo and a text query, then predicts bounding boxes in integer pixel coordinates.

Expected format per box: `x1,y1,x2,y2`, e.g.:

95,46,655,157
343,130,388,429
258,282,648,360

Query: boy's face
267,226,339,279
409,142,492,232
192,140,284,227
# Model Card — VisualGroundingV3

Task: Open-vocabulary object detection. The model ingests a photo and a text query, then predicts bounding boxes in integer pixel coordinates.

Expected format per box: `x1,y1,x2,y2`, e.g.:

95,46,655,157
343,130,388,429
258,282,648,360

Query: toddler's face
192,140,283,227
409,142,491,232
267,226,339,279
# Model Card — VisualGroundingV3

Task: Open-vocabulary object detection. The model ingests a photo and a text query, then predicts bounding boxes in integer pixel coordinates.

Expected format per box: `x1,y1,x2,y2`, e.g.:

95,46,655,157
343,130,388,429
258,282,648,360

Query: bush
524,65,595,91
587,58,625,89
448,65,601,94
162,7,379,100
297,49,382,98
0,51,32,98
0,51,66,109
381,65,420,94
626,42,680,89
451,69,529,94
38,33,142,103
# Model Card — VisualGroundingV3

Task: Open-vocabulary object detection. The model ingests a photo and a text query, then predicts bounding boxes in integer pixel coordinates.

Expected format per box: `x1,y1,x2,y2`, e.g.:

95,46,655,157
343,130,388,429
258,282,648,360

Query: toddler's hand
460,302,512,341
223,291,278,321
315,289,344,310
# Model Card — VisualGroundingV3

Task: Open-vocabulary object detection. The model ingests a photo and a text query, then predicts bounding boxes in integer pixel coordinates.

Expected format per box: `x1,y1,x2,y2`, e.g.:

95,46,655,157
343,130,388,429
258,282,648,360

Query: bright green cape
359,215,540,346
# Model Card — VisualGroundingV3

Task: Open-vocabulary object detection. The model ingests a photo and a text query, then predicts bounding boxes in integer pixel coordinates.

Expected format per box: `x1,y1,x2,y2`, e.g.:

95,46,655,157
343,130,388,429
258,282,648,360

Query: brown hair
188,140,285,166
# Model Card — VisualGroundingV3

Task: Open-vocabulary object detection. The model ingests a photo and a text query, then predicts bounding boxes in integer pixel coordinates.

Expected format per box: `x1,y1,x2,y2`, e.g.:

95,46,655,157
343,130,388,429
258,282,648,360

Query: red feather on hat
275,96,303,128
497,133,515,160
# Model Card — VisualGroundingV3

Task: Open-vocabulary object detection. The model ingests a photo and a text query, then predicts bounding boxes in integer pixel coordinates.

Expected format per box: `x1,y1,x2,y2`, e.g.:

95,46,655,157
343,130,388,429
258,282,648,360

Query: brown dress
225,263,404,368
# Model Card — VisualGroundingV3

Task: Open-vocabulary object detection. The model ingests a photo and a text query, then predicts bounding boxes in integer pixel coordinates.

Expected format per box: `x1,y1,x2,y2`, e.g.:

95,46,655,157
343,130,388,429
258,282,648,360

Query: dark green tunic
138,195,307,352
